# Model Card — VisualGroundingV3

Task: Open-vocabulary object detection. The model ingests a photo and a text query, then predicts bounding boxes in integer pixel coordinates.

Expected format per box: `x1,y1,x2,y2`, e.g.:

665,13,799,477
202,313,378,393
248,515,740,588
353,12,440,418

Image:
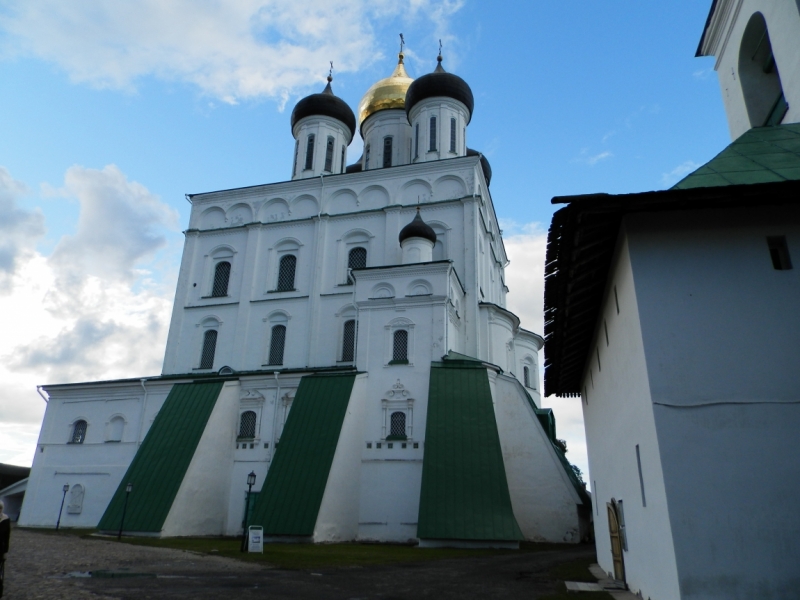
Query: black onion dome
467,148,492,187
405,58,474,123
399,209,437,245
291,80,356,138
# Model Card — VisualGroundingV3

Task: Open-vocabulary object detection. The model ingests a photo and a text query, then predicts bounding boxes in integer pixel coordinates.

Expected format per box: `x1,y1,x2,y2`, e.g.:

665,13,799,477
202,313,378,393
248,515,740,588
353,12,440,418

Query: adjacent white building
20,54,588,545
544,1,800,598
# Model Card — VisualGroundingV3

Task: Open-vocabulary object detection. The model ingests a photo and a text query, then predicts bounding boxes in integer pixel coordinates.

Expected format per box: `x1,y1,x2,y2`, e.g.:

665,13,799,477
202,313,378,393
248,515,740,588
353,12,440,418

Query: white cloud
0,167,45,292
502,220,589,479
0,166,177,466
661,160,701,187
0,0,464,103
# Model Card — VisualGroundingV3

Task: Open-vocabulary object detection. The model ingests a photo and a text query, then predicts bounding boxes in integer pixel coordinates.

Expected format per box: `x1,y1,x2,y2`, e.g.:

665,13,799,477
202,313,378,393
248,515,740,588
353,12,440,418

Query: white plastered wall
491,372,583,543
313,374,368,542
581,230,680,600
161,381,240,536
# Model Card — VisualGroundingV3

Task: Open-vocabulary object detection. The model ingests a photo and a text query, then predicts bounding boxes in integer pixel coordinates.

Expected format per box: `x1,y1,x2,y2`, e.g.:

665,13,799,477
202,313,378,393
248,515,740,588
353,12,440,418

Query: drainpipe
138,378,149,447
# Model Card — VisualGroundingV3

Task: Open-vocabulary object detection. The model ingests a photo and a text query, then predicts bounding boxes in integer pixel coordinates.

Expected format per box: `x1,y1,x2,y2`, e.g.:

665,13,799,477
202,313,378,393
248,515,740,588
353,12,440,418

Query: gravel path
3,527,597,599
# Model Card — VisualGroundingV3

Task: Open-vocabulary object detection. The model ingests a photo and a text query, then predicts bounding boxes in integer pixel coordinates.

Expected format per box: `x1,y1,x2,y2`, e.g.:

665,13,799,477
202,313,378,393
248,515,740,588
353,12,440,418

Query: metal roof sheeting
417,362,523,541
97,381,223,533
249,373,356,536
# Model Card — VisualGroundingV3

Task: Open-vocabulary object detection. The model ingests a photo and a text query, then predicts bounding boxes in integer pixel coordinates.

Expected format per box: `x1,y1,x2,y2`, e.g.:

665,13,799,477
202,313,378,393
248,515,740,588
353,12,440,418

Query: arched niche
401,179,432,205
329,189,358,214
259,198,290,223
371,283,396,299
226,203,253,226
200,207,226,230
433,176,466,201
738,12,787,127
358,185,390,209
290,195,319,218
406,279,432,296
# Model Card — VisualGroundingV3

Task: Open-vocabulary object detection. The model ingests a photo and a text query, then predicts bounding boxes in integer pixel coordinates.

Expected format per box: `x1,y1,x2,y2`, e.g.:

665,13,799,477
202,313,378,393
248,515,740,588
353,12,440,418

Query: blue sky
0,1,727,475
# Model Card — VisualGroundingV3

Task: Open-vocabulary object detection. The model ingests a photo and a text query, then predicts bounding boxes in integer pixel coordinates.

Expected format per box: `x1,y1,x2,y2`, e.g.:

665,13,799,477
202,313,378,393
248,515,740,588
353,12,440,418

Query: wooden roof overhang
543,179,800,398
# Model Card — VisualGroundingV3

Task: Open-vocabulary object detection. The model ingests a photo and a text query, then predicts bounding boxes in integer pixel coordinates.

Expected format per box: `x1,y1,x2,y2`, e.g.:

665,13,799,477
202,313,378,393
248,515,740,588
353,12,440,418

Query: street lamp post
56,484,69,531
118,482,133,540
241,471,256,552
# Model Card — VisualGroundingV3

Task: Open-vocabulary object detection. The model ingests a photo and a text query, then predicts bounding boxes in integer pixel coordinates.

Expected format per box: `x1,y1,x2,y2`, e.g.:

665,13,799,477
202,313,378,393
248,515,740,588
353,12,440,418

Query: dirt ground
3,528,598,599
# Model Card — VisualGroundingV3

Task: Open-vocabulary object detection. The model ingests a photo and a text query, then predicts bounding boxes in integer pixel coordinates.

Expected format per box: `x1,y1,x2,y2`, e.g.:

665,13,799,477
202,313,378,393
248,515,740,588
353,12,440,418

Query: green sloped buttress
249,373,356,536
97,381,224,533
418,364,523,541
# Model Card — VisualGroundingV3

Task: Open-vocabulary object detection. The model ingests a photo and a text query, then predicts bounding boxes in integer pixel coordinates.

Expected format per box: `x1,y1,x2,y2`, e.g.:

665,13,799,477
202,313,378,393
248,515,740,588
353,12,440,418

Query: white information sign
248,525,264,553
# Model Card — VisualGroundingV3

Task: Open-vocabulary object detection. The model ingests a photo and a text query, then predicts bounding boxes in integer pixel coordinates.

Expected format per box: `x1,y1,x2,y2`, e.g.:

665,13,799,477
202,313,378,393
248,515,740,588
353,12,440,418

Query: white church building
19,51,589,545
544,1,800,598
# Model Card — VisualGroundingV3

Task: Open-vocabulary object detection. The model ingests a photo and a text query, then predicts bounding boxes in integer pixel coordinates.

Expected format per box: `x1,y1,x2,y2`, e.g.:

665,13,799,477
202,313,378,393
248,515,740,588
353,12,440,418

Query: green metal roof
673,123,800,190
417,364,523,541
249,373,356,536
97,381,223,533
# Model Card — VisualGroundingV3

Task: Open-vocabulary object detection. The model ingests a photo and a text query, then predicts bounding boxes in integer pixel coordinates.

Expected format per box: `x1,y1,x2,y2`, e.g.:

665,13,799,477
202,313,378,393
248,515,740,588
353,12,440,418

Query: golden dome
358,53,414,127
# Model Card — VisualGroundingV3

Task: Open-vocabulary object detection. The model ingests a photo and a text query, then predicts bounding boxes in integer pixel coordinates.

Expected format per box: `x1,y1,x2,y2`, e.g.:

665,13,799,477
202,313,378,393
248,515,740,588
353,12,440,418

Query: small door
607,502,626,582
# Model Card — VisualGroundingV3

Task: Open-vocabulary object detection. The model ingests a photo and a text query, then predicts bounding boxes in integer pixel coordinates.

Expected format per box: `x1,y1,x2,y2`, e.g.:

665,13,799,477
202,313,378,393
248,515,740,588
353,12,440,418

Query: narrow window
614,285,620,314
594,480,599,515
268,324,286,365
304,134,315,170
347,247,367,284
429,116,437,151
70,420,87,444
276,255,296,291
341,319,357,362
292,140,299,176
523,366,530,387
239,411,257,439
211,261,231,297
383,136,393,168
389,412,406,439
324,136,334,172
414,123,419,159
636,444,647,507
340,145,346,174
200,329,217,369
463,127,466,153
364,144,370,169
449,117,456,152
392,330,408,362
596,347,601,371
604,320,609,346
767,236,792,270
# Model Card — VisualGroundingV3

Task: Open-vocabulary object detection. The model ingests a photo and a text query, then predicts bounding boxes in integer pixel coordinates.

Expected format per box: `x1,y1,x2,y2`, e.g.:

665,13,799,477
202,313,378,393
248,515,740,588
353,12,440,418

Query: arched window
200,329,217,369
238,411,257,439
347,247,367,284
414,123,419,159
392,330,408,363
70,420,87,444
341,145,346,174
429,116,437,151
292,139,299,176
268,324,286,365
523,366,531,388
211,261,231,297
324,136,335,172
739,12,787,127
341,319,357,362
304,134,315,170
107,416,125,442
365,143,371,169
383,136,393,168
450,118,457,152
389,411,406,439
276,255,296,291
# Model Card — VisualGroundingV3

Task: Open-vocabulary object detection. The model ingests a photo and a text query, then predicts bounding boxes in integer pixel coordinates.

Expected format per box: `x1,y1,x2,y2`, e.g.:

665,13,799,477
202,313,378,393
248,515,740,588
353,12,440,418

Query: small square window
249,443,254,449
376,442,382,449
388,443,393,449
264,443,269,448
402,443,407,449
413,442,419,449
767,236,792,270
366,442,372,448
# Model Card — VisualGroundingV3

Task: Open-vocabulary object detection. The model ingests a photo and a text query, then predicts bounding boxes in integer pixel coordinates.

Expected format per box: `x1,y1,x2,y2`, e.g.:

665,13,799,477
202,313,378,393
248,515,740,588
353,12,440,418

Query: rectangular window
365,144,370,169
767,236,792,270
324,136,334,172
341,145,346,173
292,140,299,176
636,444,647,507
414,123,419,159
429,116,437,151
614,285,620,314
383,136,393,168
304,134,315,170
604,320,609,346
449,118,456,152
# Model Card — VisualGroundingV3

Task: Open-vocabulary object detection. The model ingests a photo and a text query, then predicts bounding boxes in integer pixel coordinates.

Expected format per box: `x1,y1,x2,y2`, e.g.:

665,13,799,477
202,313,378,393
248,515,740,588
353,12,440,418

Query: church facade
19,53,588,545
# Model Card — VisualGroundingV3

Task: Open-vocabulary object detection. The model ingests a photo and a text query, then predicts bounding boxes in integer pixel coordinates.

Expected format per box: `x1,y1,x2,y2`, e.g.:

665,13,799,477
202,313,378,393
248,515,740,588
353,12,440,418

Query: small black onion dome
290,77,356,138
399,209,437,245
405,56,474,124
467,148,492,186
